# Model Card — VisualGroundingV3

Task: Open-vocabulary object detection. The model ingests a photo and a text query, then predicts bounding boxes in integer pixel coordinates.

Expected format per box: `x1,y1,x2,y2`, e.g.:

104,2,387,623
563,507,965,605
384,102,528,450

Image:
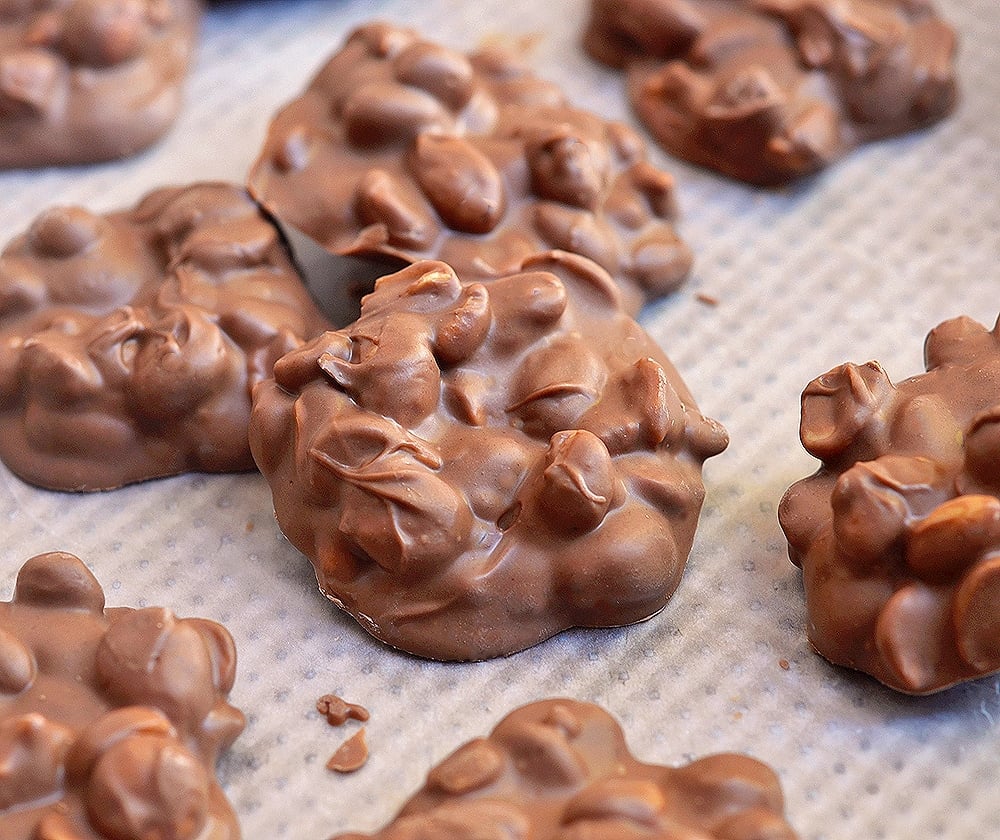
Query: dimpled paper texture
1,1,998,838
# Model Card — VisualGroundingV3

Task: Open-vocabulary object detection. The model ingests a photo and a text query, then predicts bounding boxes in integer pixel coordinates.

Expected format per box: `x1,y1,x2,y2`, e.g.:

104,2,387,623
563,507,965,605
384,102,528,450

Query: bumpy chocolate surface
584,0,958,186
779,315,1000,694
0,551,244,839
0,181,330,490
250,252,727,660
0,0,201,168
333,698,798,840
248,21,693,314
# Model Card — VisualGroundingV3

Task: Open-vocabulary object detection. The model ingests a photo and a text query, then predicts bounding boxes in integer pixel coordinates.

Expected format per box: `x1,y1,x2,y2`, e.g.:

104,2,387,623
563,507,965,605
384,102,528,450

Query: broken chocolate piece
0,550,244,839
327,729,368,774
584,0,958,185
249,252,728,660
0,0,201,168
779,314,1000,693
0,181,330,490
317,694,370,727
248,21,693,314
331,698,798,839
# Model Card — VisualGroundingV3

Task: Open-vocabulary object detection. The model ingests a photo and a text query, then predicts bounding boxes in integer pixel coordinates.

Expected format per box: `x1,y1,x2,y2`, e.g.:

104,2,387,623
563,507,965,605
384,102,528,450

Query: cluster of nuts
250,252,727,661
1,0,164,123
780,315,1000,693
0,183,329,490
0,551,244,839
0,0,199,167
584,0,957,184
250,21,693,313
333,699,797,840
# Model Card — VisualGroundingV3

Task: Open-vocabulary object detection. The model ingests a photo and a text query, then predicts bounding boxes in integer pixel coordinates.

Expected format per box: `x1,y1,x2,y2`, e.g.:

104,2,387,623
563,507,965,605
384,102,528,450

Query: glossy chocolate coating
0,181,330,491
250,252,727,660
0,551,244,839
584,0,958,186
0,0,201,168
779,315,1000,694
333,698,798,840
248,21,693,314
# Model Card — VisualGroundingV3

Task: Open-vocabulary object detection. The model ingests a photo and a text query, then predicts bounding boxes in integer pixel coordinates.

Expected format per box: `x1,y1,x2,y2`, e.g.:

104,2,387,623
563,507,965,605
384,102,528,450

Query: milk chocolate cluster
584,0,958,185
779,315,1000,694
333,698,798,840
250,252,728,660
248,21,693,314
0,181,329,490
0,551,244,839
0,0,201,168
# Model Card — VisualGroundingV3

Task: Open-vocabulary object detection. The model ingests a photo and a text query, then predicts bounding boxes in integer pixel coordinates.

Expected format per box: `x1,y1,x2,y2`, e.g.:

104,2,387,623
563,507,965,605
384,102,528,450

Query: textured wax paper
1,1,999,838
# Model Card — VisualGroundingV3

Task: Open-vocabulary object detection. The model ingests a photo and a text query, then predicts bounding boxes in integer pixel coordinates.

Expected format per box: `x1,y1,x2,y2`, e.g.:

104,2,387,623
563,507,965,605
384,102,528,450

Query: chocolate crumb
779,659,790,671
327,728,368,773
317,694,370,726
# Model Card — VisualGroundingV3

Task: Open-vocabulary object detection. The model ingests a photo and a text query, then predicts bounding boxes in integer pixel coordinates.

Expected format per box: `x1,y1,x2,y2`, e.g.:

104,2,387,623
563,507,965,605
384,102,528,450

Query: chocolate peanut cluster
249,21,693,314
0,551,244,839
333,698,798,840
584,0,958,185
0,0,201,168
0,181,330,490
779,315,1000,693
250,252,727,660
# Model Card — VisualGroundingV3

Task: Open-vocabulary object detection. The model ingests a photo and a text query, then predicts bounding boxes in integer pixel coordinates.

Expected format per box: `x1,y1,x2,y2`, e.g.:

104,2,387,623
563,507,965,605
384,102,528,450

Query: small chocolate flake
327,728,369,773
317,694,370,726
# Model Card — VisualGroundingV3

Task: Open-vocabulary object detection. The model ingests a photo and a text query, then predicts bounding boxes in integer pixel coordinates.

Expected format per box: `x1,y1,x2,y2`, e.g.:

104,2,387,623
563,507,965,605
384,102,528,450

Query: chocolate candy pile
251,253,726,659
584,0,957,184
0,183,329,490
249,22,693,314
0,551,244,840
334,699,797,840
780,316,1000,693
0,20,729,660
0,0,201,168
0,0,988,837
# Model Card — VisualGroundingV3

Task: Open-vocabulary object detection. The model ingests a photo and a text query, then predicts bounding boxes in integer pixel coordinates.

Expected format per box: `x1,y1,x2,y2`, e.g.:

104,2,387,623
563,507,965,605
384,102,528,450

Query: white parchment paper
2,1,999,838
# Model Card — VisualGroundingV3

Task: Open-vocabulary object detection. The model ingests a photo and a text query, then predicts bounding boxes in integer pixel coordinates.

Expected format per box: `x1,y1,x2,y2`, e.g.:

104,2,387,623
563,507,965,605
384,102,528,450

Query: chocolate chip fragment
317,694,370,727
327,729,368,774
